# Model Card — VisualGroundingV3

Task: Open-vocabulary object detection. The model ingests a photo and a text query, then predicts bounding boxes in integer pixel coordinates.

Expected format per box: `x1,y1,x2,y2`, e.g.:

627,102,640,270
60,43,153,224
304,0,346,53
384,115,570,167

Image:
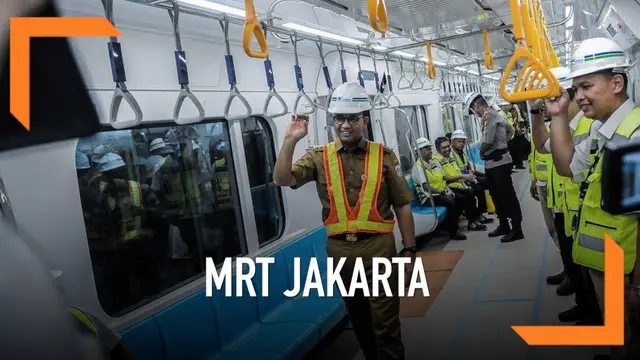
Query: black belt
331,233,379,242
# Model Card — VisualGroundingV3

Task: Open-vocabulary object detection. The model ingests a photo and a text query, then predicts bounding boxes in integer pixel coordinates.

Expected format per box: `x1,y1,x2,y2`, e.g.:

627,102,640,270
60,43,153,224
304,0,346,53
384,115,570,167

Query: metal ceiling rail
384,4,574,53
123,0,419,65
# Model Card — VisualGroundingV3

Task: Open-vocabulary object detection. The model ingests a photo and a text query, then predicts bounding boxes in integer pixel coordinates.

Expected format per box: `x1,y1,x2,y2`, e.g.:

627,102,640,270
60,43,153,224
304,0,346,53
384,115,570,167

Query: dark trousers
434,194,465,235
468,180,488,215
451,188,480,223
486,163,523,226
327,233,404,360
554,212,601,318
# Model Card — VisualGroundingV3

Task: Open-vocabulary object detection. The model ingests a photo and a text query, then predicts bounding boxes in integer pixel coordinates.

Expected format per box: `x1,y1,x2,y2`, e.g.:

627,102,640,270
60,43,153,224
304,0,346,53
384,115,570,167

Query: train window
241,117,284,246
394,106,418,174
75,120,246,317
420,105,430,140
442,105,455,135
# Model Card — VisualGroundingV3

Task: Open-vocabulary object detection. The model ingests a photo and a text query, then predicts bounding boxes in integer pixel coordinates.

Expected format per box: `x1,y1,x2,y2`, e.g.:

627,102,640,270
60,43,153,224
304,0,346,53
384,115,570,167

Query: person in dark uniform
273,82,416,360
464,92,524,243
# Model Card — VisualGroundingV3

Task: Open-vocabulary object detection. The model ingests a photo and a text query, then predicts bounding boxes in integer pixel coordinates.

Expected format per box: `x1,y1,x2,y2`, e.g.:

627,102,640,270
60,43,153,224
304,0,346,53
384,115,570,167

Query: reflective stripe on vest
563,116,595,212
453,150,469,170
69,306,98,335
529,128,551,182
433,154,465,189
322,141,396,236
416,159,447,193
573,107,640,274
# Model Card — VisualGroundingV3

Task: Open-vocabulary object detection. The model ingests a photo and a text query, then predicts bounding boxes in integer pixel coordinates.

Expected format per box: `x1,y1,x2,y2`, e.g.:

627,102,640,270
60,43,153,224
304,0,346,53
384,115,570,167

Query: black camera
602,138,640,215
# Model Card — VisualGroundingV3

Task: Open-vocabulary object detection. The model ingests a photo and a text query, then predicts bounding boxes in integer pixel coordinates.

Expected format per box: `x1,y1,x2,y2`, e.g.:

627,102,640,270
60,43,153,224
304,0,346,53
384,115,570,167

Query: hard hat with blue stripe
569,37,630,79
328,82,372,115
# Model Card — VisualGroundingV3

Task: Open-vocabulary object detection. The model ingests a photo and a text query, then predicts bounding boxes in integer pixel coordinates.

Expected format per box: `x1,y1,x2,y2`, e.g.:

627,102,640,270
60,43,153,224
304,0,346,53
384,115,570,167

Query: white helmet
97,153,126,172
463,92,483,115
549,66,572,89
328,82,372,115
451,129,467,140
570,37,630,79
149,138,167,152
415,137,432,150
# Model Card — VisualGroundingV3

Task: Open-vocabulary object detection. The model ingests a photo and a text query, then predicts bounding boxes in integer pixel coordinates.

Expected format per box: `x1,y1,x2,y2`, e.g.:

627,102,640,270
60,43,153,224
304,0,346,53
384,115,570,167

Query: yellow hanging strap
425,41,437,79
242,0,268,58
483,29,494,70
530,0,550,67
367,0,389,33
499,0,560,102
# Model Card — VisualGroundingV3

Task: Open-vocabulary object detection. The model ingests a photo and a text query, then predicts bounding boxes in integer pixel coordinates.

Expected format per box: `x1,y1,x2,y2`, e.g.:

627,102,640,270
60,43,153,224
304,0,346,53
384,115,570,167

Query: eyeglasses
333,115,363,125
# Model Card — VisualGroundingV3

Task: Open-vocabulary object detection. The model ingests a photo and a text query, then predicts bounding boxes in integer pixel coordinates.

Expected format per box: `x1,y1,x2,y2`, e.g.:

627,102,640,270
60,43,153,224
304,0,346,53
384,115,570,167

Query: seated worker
432,136,491,230
449,129,494,224
412,138,467,241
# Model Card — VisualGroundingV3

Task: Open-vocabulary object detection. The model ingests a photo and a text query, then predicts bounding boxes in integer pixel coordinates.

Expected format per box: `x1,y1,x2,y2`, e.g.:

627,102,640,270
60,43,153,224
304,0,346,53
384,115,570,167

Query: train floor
304,164,607,360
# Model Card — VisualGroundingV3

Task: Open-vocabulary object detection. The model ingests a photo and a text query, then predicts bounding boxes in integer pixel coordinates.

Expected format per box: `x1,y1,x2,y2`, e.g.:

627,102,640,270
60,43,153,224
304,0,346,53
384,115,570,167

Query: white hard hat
547,66,572,89
328,82,372,115
463,92,483,114
97,152,126,172
451,129,467,140
415,137,432,149
91,144,115,164
569,37,630,79
149,138,167,152
0,218,84,359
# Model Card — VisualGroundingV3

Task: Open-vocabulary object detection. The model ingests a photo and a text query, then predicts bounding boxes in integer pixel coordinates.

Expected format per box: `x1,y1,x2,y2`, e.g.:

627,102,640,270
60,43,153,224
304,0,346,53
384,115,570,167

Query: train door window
394,106,418,174
420,105,430,140
442,106,455,135
75,120,247,317
240,117,284,247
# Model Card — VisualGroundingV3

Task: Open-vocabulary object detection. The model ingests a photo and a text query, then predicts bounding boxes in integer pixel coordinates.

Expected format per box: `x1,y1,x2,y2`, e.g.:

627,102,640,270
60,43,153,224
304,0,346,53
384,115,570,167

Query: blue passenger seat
404,175,447,223
121,227,347,360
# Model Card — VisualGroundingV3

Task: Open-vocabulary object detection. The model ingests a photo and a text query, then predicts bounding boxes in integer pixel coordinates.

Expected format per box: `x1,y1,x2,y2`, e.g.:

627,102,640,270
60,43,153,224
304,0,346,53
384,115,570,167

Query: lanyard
572,136,606,231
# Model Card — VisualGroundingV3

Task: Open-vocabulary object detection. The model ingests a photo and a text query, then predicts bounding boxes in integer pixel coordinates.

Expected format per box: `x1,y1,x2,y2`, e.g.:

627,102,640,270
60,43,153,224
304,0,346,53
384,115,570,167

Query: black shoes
559,306,582,322
556,277,575,296
500,229,524,243
450,232,467,241
489,225,511,237
468,221,487,231
478,215,494,224
546,271,565,285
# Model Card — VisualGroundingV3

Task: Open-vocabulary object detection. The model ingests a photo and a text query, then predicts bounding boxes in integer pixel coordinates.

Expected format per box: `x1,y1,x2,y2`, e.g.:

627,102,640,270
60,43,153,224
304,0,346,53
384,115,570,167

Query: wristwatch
530,108,543,115
403,245,417,254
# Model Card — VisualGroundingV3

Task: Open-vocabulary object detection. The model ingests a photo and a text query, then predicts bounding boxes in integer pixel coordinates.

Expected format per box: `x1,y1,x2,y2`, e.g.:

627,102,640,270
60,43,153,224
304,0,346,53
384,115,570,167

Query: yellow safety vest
528,127,552,184
573,107,640,274
100,179,144,243
416,159,447,194
322,140,396,236
452,150,470,172
432,154,465,189
559,116,595,237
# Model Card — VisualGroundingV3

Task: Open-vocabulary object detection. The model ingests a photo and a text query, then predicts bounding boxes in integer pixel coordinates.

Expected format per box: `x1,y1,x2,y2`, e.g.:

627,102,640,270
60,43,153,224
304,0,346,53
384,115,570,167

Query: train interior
2,0,640,359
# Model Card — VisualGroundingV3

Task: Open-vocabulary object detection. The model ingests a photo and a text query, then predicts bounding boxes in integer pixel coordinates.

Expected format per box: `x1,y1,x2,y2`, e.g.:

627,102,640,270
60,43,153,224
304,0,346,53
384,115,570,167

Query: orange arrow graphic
10,17,121,131
512,234,625,345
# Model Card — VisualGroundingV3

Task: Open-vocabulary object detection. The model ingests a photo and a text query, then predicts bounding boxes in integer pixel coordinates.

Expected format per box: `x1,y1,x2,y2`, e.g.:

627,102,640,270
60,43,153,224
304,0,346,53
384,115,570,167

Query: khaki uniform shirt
290,137,415,223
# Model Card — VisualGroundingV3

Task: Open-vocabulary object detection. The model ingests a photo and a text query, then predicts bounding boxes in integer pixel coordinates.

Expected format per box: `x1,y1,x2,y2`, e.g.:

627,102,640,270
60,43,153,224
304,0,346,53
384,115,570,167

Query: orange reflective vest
322,140,396,236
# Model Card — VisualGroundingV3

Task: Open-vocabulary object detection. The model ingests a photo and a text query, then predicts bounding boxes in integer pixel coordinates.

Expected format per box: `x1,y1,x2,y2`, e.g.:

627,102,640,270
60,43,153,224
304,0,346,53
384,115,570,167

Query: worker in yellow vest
527,116,565,286
412,137,467,240
545,38,639,359
529,66,603,327
432,136,491,231
273,82,416,360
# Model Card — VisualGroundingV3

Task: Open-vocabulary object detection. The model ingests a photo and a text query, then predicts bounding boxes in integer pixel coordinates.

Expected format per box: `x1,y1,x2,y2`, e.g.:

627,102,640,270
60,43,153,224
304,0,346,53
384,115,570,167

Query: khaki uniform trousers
326,233,404,360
